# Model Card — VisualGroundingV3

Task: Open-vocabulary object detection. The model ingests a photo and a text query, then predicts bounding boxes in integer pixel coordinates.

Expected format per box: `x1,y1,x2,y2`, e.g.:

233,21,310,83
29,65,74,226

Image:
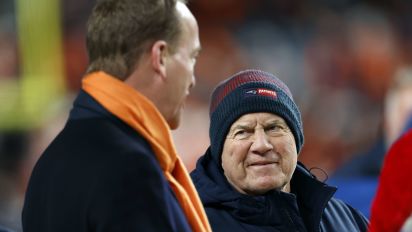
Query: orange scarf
82,71,211,232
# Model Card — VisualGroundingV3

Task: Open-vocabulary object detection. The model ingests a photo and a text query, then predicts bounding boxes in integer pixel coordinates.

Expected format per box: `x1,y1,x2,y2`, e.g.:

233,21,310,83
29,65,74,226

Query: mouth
248,161,278,167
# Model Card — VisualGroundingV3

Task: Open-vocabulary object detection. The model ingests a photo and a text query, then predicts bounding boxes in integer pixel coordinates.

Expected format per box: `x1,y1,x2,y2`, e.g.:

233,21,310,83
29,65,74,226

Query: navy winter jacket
22,91,191,232
191,149,368,232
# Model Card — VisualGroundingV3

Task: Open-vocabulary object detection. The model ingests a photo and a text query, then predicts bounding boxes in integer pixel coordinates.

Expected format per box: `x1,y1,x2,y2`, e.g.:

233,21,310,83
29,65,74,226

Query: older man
191,69,368,231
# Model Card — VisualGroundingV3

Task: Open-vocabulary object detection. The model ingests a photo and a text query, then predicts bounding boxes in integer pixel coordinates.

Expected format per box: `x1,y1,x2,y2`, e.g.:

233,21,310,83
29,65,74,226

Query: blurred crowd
1,0,412,231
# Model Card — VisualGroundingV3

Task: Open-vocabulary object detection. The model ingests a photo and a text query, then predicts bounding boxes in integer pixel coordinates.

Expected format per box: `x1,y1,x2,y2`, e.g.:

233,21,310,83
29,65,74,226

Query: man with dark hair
191,69,368,231
22,0,210,231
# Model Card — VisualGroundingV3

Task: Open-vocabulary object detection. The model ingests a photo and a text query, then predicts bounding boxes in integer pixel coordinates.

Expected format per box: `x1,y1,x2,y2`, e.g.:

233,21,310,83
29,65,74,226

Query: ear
150,40,168,79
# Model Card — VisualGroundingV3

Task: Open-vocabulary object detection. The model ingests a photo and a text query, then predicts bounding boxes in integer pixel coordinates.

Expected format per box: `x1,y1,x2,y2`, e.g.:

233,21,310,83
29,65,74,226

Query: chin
245,187,272,195
167,116,181,130
253,181,283,193
168,121,179,130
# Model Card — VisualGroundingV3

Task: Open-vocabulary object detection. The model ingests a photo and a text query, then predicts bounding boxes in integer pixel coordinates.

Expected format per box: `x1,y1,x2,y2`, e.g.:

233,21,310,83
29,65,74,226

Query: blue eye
235,130,246,136
268,125,280,131
266,124,288,134
233,129,253,140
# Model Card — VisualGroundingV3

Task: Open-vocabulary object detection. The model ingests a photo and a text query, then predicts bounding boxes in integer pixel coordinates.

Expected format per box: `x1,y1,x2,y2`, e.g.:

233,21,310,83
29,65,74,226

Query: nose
250,130,273,155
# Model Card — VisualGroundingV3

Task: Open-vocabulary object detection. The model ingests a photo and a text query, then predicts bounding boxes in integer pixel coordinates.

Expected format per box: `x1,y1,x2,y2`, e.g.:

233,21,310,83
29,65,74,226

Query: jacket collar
69,90,111,120
291,163,337,231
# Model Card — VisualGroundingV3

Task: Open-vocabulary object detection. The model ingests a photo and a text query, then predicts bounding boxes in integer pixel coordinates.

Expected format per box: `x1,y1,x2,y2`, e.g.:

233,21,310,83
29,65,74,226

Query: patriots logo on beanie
245,88,277,98
208,69,304,163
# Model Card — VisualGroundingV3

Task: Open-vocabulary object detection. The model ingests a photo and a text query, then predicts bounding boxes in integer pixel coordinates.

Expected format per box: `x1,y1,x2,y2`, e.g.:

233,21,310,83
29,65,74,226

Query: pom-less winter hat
209,69,304,162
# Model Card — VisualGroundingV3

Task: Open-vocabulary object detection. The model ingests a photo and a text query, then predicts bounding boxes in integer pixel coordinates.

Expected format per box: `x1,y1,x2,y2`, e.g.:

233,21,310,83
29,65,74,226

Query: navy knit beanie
209,69,304,163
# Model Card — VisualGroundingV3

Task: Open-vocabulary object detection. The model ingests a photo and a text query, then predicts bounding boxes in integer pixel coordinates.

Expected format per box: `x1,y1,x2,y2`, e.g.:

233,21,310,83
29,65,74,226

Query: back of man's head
85,0,186,80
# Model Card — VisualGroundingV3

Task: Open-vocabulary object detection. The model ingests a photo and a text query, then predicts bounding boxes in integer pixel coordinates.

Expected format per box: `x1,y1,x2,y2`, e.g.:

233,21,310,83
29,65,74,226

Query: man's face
221,112,298,195
164,2,201,129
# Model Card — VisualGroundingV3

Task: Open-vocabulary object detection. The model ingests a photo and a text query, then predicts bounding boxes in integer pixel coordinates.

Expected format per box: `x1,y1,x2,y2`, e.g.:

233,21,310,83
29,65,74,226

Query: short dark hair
85,0,187,80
